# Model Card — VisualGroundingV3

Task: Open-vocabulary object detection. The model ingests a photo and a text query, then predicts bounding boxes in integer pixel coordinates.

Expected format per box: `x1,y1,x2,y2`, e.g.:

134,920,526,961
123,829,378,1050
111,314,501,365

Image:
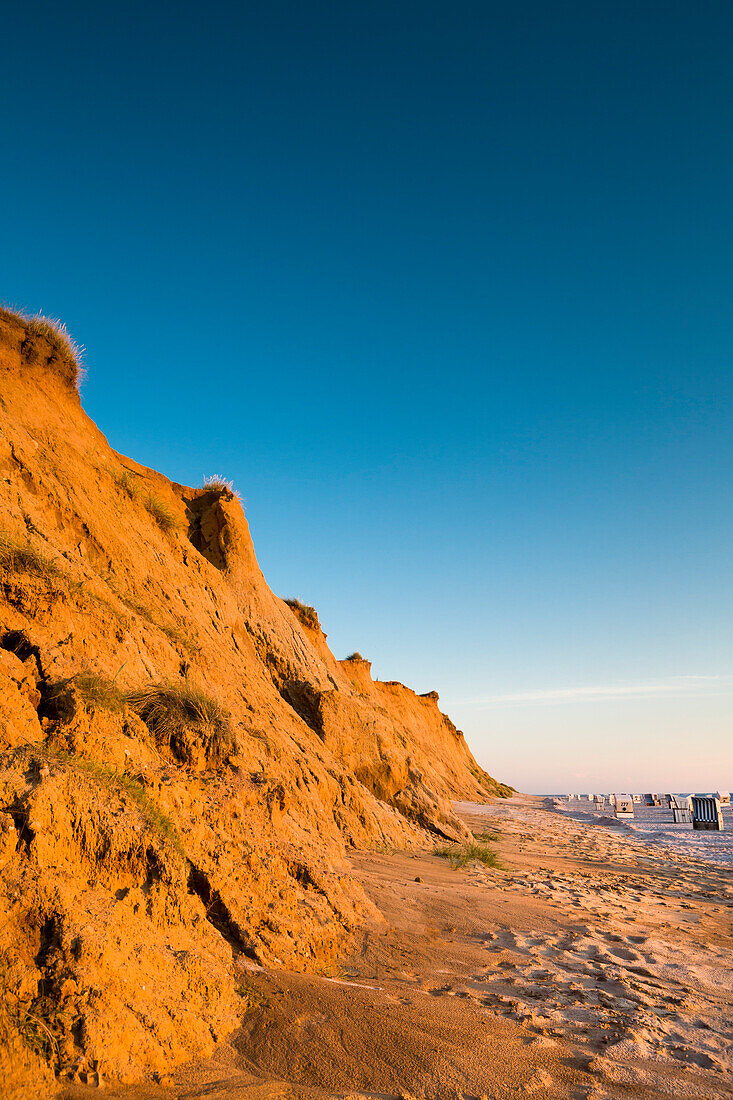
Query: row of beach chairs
566,791,729,830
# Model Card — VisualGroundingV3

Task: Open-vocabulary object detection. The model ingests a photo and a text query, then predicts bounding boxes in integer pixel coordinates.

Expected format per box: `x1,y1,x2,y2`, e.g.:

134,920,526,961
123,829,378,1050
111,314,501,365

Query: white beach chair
632,794,642,802
716,791,730,806
691,795,724,831
614,795,634,818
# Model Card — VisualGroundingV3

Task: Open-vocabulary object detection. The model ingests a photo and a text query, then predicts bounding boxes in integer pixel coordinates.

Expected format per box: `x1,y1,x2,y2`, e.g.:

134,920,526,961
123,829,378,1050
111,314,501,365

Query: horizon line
446,674,733,710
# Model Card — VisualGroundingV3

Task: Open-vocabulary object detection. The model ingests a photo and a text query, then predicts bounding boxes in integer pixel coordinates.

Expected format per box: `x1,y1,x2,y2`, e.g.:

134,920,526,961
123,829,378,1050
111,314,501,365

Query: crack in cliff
187,863,260,962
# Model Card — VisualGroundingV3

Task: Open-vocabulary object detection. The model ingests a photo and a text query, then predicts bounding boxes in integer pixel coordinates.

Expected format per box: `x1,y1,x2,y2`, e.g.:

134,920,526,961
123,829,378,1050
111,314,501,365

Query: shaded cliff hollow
0,307,511,1089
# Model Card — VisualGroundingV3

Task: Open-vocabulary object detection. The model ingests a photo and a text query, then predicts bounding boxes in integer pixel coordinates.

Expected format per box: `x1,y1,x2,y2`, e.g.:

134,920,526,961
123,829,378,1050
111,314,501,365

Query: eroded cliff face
0,308,511,1090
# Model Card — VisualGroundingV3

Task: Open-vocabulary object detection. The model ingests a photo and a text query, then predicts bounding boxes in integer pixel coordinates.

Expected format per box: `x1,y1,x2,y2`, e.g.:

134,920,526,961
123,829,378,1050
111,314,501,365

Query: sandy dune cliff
0,309,510,1090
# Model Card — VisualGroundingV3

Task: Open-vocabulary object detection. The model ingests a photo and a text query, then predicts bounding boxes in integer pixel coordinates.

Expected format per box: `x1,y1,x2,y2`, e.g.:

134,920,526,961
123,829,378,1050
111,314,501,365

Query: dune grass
126,681,233,764
144,493,177,533
75,671,126,712
1,306,84,390
111,467,140,500
111,468,177,533
435,840,503,870
200,474,242,501
283,597,321,632
43,671,127,716
0,532,60,578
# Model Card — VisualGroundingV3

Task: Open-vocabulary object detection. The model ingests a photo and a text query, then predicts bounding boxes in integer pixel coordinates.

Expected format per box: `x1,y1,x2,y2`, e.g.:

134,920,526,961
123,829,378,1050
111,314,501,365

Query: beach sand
61,795,733,1099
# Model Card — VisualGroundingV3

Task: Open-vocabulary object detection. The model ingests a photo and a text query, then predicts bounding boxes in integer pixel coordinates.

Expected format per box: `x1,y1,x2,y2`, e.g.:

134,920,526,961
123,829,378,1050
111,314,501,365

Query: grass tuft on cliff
284,598,321,632
200,474,242,502
0,533,60,578
345,651,365,662
144,493,177,533
126,682,234,766
1,306,84,390
111,467,140,500
111,470,177,533
43,671,127,717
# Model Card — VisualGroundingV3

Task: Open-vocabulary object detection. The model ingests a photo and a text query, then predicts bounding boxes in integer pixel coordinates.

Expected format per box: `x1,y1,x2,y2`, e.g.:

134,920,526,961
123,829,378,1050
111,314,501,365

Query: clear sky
2,2,731,792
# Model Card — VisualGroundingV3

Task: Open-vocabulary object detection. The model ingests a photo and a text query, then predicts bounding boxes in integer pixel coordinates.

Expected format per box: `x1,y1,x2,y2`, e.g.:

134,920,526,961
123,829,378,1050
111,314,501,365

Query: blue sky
2,2,732,791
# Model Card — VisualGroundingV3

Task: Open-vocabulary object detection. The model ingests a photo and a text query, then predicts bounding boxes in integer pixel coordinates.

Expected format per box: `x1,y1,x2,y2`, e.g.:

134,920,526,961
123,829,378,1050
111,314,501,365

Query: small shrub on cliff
345,651,364,662
435,841,502,870
144,493,177,533
0,533,60,578
126,682,234,767
283,598,321,632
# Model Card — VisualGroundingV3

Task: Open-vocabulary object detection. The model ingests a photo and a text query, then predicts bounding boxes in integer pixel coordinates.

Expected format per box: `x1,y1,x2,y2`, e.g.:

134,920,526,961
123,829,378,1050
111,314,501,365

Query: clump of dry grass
200,474,242,501
345,651,365,662
435,841,503,870
43,671,127,717
284,598,321,632
1,306,84,390
0,532,60,578
111,467,140,500
126,682,234,766
144,493,177,533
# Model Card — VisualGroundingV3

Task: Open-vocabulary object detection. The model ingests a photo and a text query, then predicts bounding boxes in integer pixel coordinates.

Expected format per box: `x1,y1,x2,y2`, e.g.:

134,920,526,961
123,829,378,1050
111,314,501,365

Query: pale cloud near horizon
448,674,733,710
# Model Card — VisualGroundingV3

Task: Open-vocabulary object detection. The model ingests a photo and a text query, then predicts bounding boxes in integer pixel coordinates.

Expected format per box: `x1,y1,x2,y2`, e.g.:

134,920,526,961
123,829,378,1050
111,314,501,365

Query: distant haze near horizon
2,2,731,793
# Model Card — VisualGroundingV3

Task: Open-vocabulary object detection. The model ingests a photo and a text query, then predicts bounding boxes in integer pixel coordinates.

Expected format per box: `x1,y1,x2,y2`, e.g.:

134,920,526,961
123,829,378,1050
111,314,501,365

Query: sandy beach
62,795,732,1100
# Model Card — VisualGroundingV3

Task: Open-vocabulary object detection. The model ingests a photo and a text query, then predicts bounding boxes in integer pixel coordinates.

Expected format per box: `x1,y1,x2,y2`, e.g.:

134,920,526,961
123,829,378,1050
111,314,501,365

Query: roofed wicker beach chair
691,795,724,831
